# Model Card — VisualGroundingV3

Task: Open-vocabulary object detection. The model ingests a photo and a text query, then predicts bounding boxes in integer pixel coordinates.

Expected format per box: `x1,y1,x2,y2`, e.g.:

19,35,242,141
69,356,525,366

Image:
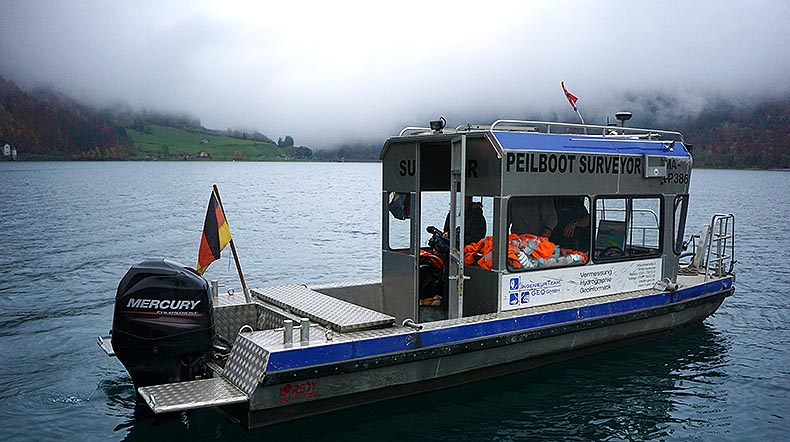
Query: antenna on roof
615,112,632,127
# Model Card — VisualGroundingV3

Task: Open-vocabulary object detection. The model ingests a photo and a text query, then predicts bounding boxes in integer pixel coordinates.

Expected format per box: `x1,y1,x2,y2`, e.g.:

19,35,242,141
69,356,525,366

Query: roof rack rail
398,127,433,137
489,120,684,142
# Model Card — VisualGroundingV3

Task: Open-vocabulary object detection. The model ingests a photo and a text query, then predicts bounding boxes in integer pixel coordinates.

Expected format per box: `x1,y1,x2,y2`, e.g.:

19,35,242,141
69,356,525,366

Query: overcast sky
1,0,789,147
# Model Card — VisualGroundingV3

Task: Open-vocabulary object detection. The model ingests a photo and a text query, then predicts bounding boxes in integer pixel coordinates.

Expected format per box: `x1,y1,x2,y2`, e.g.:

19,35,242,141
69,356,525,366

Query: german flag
196,191,232,275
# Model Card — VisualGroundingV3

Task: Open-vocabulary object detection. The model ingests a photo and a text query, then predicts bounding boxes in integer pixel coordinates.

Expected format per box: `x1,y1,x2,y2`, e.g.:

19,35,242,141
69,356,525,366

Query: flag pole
576,108,588,135
575,108,586,125
212,184,251,303
562,81,587,134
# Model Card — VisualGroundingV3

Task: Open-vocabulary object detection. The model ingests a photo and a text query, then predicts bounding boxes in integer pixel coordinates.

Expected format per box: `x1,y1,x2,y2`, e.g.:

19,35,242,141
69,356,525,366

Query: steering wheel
601,246,624,258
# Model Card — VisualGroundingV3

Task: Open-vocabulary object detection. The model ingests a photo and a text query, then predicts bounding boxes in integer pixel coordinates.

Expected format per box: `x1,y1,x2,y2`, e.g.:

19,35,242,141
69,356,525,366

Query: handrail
399,127,434,137
681,214,736,279
489,119,684,142
398,119,685,142
596,207,661,246
702,213,736,281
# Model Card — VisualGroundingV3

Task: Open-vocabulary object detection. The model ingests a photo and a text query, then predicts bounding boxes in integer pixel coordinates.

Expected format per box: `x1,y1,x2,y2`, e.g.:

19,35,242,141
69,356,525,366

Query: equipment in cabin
426,225,450,261
111,259,215,389
420,226,450,304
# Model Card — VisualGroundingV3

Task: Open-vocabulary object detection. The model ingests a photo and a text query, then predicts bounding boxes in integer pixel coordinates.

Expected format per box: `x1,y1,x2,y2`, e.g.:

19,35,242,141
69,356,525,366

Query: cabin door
448,135,467,319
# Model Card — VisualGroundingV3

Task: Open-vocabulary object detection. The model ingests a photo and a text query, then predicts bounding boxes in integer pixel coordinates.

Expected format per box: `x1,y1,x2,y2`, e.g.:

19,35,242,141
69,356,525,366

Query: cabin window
420,191,451,247
422,192,493,261
594,196,662,261
387,192,411,251
504,196,591,272
422,193,493,247
673,195,689,255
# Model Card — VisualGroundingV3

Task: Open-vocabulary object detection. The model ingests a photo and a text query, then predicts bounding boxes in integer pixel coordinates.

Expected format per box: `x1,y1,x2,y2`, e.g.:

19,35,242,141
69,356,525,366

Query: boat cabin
379,119,693,323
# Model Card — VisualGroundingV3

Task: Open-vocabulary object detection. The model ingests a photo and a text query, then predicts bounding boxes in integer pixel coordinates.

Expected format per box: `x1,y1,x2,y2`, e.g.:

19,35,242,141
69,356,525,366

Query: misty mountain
316,98,790,169
0,74,135,160
1,73,787,168
678,99,790,169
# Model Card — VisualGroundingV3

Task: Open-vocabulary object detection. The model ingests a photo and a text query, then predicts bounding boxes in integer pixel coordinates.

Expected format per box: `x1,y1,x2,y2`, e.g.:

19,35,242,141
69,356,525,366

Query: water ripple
0,164,788,441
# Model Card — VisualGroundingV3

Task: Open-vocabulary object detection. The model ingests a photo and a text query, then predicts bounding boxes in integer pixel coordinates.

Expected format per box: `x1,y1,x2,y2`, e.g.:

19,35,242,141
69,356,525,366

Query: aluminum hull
233,282,730,428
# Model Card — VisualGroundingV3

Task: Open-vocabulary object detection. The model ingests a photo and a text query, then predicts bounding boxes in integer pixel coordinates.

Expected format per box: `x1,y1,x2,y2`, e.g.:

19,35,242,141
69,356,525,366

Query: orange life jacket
463,235,521,270
464,234,589,270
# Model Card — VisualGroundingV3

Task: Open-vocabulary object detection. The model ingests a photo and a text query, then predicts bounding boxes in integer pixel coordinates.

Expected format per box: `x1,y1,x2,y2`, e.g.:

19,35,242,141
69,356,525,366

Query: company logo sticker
278,380,319,403
509,293,519,305
509,277,520,291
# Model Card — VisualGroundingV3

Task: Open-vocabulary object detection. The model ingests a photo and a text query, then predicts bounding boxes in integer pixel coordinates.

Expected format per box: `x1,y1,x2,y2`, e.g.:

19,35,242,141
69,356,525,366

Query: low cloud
2,0,788,147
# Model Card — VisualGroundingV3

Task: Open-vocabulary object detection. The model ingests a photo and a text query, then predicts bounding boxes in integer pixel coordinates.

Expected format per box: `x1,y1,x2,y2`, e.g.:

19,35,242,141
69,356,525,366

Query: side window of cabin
425,193,492,247
387,192,411,251
594,196,662,261
420,191,450,246
673,195,689,255
425,193,492,263
504,196,590,272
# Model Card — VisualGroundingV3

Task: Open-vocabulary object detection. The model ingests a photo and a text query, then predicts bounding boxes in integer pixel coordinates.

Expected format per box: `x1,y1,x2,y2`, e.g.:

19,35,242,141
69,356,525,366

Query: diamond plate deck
224,333,270,396
252,285,395,332
138,377,247,414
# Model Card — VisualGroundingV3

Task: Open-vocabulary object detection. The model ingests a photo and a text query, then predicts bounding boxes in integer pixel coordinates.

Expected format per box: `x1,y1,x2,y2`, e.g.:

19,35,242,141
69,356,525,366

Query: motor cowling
112,259,214,389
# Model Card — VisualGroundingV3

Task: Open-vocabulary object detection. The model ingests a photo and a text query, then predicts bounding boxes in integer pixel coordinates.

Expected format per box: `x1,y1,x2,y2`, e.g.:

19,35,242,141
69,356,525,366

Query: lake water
0,162,787,441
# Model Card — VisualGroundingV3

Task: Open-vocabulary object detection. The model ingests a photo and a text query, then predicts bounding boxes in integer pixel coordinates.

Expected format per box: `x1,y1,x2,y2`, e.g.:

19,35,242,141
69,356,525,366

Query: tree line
678,99,790,169
1,72,787,167
0,74,135,159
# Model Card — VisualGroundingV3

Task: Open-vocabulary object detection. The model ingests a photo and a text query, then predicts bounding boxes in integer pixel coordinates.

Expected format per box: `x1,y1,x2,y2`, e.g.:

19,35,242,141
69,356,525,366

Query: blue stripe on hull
266,278,732,372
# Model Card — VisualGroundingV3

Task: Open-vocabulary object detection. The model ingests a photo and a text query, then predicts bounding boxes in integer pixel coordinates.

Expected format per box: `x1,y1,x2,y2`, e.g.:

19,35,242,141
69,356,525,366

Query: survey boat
98,117,736,428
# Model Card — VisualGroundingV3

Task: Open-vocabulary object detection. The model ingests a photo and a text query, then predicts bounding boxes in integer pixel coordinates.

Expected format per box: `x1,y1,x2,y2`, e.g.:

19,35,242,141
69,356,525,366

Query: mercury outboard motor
112,259,214,389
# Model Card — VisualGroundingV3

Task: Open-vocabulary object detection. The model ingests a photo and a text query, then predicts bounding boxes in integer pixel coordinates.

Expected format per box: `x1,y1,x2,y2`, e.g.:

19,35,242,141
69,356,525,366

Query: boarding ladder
684,213,736,281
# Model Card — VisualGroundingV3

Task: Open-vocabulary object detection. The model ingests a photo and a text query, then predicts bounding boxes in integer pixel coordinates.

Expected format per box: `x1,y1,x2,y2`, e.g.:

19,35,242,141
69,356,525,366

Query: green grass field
128,125,286,160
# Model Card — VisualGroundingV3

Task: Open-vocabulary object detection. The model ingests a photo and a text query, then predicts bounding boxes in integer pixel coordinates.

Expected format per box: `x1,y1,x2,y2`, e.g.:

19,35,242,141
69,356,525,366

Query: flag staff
561,81,587,134
212,184,251,303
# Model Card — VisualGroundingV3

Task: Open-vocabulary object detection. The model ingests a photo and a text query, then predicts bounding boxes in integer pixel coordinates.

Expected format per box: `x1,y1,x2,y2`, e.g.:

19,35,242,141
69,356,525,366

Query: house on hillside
2,143,16,160
200,138,210,144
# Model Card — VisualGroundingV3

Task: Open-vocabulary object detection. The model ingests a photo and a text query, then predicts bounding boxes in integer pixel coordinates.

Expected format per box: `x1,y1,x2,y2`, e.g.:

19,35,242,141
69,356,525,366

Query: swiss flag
561,81,579,111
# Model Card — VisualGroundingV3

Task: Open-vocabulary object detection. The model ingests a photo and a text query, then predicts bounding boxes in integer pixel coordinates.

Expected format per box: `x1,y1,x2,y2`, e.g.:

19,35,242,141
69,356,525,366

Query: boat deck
212,271,729,351
251,285,395,332
138,272,731,415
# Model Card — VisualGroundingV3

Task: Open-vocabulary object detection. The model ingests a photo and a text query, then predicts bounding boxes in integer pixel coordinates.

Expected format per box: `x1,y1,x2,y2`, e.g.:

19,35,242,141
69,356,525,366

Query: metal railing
702,213,736,280
398,126,434,137
596,207,661,248
681,213,736,280
398,120,685,143
488,120,684,142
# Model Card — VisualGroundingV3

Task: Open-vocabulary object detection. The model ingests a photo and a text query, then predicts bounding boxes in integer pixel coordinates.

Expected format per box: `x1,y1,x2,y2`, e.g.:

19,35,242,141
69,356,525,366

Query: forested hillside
0,75,311,161
1,72,787,167
679,99,790,169
0,74,135,159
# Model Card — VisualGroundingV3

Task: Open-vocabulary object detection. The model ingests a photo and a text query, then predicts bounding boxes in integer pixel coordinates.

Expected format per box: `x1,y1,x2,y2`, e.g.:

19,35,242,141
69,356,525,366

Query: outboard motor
112,259,214,389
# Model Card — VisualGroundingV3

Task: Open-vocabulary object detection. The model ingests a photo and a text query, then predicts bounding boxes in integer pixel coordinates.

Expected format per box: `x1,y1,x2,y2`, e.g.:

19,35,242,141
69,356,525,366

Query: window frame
592,194,664,263
673,194,689,255
504,194,592,273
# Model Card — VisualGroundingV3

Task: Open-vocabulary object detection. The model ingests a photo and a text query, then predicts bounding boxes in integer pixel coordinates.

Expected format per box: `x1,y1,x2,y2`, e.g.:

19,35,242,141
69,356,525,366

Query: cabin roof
381,119,690,160
492,131,691,158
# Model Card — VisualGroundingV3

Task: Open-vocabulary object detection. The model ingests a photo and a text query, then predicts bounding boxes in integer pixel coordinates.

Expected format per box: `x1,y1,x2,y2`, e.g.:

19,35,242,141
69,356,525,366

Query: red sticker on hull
278,380,319,403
